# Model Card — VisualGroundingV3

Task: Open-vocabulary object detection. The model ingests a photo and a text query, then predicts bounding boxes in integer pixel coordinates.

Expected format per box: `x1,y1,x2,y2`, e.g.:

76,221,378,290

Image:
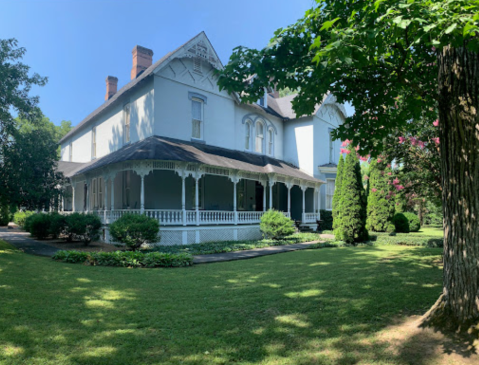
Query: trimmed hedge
109,213,160,250
52,250,193,268
260,209,295,239
392,213,410,233
369,234,443,248
320,210,333,231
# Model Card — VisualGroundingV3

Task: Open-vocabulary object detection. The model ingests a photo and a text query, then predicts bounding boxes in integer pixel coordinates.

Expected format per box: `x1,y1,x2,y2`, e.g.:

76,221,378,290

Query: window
237,180,246,210
255,121,264,153
268,128,274,156
92,127,97,159
91,178,97,209
124,104,131,143
69,142,72,162
123,171,131,208
98,177,103,209
192,98,203,139
245,121,252,150
329,129,334,163
326,179,335,210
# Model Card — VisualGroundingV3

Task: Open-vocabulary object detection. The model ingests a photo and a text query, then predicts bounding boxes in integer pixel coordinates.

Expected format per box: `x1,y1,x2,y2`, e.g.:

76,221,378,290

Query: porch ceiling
58,136,324,184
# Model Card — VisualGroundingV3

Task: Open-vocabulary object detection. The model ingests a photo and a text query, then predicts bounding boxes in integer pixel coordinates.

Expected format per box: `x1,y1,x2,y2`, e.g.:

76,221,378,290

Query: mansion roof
57,136,323,184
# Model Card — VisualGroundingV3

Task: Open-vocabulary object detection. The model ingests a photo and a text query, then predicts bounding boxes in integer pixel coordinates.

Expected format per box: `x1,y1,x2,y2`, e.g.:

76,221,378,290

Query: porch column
195,176,200,226
231,176,239,225
103,178,108,223
181,175,186,226
263,184,267,212
317,186,321,220
72,184,76,212
140,175,145,214
301,185,306,223
268,177,276,211
110,178,115,211
286,182,292,217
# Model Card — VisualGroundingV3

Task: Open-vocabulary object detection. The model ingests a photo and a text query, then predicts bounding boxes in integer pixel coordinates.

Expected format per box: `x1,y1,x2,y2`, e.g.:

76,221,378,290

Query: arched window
245,120,252,150
255,121,264,153
268,128,274,156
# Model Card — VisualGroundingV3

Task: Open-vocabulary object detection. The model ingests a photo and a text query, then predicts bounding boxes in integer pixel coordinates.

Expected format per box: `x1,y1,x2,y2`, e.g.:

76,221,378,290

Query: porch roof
59,136,324,184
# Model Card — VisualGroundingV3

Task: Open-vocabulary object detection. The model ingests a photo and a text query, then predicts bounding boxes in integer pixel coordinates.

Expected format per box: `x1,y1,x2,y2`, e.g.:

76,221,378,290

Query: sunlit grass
0,239,443,364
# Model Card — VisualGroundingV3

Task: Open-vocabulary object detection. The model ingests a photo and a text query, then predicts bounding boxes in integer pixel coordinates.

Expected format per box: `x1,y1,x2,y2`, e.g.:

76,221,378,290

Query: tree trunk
428,45,479,327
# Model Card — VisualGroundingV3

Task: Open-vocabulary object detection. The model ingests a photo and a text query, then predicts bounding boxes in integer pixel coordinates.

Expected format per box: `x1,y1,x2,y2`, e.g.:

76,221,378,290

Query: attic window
193,57,202,74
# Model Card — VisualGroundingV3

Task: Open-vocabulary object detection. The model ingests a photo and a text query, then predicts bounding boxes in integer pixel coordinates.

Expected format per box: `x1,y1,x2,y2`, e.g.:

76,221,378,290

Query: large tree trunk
427,45,479,327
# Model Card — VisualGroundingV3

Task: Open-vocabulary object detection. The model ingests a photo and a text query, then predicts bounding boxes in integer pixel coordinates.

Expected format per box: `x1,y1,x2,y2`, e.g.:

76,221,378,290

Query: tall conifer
332,154,344,236
337,148,368,243
366,161,395,231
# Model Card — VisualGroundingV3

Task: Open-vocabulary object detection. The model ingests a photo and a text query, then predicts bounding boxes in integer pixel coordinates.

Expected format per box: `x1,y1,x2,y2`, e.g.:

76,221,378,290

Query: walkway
0,227,335,263
0,227,60,257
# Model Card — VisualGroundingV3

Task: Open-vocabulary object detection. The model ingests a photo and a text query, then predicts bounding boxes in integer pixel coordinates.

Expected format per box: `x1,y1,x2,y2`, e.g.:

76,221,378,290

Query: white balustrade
199,210,235,225
303,213,319,223
237,211,265,224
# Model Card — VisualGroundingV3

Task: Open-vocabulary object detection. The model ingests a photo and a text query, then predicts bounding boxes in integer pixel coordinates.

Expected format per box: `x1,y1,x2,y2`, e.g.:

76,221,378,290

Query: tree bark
428,45,479,327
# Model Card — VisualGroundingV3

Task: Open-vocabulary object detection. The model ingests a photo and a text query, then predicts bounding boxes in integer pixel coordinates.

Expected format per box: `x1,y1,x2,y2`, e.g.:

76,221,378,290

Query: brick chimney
131,45,153,79
105,76,118,100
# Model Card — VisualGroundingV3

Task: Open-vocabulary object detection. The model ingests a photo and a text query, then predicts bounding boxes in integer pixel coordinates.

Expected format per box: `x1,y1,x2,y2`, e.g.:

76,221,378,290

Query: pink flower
341,139,352,147
387,164,391,168
398,136,406,144
345,149,351,154
372,188,377,193
359,156,368,162
388,172,392,176
433,119,439,127
393,178,400,185
340,148,348,154
385,195,391,200
396,185,405,191
377,158,382,163
418,141,426,149
410,137,418,146
432,137,440,145
364,175,369,180
355,145,360,151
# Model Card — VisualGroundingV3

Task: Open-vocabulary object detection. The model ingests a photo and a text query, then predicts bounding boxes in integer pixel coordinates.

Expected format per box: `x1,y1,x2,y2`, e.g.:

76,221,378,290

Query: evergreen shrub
403,212,421,232
109,213,160,251
28,213,52,239
64,213,102,245
260,209,295,239
13,211,35,228
392,213,410,233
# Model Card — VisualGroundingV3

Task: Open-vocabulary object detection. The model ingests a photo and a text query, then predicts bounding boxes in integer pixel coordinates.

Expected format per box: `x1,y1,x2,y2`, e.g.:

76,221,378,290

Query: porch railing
303,212,320,223
85,209,302,226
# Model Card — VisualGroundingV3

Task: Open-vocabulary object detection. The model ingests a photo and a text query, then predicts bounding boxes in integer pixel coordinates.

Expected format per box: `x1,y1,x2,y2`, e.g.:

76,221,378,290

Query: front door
255,182,264,211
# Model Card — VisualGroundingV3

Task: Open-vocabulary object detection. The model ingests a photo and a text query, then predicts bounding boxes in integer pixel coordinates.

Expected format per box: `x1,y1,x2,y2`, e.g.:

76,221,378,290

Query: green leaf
445,23,457,34
320,17,341,31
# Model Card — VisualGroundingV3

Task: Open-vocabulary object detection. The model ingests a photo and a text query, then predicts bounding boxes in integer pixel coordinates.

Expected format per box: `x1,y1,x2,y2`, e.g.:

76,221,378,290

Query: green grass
152,232,324,255
0,239,443,364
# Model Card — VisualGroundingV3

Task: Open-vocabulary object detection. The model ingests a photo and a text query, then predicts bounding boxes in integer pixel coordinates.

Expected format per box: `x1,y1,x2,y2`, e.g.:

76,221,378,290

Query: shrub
28,213,52,239
319,210,333,231
52,250,193,268
13,210,35,228
64,213,102,245
403,212,421,232
386,223,396,233
0,203,13,226
260,209,295,239
49,212,67,239
335,147,369,243
392,213,410,233
109,213,160,251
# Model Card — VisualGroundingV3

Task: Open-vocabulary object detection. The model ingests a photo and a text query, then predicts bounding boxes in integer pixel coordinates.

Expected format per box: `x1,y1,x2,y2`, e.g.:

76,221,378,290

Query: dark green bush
370,234,443,248
392,213,410,233
366,160,395,232
109,213,160,251
13,210,35,228
64,213,102,245
319,210,333,231
49,212,67,239
403,212,421,232
260,209,296,239
0,204,13,226
28,213,52,239
52,250,193,268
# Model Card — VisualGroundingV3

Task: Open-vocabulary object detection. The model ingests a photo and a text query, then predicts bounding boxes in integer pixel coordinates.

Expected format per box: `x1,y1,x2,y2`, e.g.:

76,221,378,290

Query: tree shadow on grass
0,245,474,364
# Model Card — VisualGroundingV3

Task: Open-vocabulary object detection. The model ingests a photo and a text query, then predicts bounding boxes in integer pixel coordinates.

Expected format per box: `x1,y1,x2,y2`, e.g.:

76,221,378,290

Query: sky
1,0,348,128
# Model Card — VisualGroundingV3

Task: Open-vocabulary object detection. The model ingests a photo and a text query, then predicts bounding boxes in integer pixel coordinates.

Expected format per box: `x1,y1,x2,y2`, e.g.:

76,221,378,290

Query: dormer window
192,97,203,140
245,120,252,150
255,121,264,153
92,127,97,159
124,104,131,144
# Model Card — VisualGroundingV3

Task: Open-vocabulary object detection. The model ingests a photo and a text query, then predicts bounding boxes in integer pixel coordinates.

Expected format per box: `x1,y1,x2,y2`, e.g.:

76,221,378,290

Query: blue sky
1,0,331,127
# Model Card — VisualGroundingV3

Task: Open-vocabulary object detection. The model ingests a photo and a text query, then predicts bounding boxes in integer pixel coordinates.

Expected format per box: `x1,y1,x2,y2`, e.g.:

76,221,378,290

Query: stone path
0,227,333,263
0,227,60,257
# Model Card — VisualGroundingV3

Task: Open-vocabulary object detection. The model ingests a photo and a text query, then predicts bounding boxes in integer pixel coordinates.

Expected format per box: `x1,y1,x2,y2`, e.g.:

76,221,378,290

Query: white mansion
57,32,346,245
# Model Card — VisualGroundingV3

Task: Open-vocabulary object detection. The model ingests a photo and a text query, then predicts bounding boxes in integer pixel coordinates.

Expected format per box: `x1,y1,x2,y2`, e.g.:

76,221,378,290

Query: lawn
0,239,444,365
